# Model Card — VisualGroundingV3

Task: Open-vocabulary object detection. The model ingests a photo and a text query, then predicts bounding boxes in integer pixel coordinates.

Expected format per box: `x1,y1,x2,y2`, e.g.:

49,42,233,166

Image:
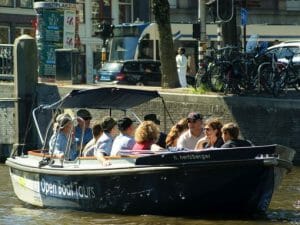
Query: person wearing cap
176,112,205,149
49,113,78,160
75,109,93,147
144,114,167,149
176,47,188,87
110,117,136,156
94,116,118,156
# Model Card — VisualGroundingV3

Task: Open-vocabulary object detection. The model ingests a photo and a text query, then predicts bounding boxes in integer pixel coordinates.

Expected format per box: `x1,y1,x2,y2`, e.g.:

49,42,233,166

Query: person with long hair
166,118,189,147
195,118,224,149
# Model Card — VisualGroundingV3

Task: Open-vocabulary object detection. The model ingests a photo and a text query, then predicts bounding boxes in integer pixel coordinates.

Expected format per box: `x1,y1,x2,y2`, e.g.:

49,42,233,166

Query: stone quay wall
33,84,300,163
1,82,300,163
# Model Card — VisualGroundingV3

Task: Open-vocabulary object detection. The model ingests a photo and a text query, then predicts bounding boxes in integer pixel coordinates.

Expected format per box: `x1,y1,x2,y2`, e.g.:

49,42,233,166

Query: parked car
116,60,162,86
260,41,300,65
97,61,124,82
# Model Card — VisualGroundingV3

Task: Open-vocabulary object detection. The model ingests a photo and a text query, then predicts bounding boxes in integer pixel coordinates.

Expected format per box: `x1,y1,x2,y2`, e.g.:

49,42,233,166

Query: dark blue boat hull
10,159,274,215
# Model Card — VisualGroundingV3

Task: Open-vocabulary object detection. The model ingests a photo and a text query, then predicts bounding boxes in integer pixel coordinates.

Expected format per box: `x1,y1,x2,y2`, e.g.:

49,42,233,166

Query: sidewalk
53,81,300,100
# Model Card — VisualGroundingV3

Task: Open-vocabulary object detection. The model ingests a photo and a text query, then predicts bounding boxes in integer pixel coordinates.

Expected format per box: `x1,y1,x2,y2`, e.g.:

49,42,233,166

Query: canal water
1,164,300,225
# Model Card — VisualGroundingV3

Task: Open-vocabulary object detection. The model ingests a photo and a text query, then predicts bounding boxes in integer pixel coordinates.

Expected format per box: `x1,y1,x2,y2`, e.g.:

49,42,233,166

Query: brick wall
1,83,300,163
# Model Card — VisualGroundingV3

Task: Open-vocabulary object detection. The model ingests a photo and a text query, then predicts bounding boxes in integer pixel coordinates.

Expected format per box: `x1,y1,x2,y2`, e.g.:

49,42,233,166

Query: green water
1,164,299,225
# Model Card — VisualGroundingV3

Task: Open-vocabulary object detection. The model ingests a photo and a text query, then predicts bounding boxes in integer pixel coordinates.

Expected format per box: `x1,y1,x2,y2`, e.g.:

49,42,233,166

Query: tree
152,0,179,88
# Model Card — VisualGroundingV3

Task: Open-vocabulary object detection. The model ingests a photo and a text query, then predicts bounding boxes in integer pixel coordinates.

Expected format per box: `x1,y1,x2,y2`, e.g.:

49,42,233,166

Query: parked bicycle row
193,44,300,97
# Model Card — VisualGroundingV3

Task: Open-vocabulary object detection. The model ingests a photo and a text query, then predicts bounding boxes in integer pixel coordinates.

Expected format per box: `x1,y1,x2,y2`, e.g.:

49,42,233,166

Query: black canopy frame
33,87,174,145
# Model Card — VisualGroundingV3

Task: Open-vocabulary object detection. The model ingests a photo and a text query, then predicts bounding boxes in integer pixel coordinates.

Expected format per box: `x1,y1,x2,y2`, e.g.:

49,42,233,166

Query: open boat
5,87,295,216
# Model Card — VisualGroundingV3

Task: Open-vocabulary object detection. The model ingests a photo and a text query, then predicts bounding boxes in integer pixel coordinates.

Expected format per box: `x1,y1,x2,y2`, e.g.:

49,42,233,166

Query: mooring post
14,35,38,154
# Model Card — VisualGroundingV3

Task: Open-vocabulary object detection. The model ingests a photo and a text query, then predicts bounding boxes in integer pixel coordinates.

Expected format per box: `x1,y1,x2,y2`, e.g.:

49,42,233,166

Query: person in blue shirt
75,109,93,148
94,116,118,156
49,113,78,160
111,117,136,156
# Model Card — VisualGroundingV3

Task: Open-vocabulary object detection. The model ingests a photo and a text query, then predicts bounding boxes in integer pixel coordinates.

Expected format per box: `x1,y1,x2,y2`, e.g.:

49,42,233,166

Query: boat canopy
43,87,161,110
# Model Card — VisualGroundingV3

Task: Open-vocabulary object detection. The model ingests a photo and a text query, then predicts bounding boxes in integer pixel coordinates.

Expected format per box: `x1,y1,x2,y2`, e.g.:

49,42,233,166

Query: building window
168,0,177,8
119,0,132,23
287,0,300,11
0,0,13,7
178,0,197,9
20,0,33,8
0,26,10,43
76,2,85,23
91,0,100,36
15,27,35,39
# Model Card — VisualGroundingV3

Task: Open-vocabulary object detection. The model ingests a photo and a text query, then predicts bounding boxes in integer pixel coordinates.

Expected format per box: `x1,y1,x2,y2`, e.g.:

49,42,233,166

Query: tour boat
5,87,295,216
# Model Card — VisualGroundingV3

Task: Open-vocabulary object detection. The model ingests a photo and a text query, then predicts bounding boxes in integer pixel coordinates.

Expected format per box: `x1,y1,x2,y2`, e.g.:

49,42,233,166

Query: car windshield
279,46,300,58
101,62,123,71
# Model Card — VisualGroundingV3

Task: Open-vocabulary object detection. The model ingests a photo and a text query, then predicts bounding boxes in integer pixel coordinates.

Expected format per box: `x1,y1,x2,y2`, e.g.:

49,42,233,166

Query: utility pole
198,0,206,70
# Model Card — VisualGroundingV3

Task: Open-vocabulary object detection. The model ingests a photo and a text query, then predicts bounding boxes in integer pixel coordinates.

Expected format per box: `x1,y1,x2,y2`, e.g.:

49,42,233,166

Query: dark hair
178,47,185,54
205,118,223,138
117,117,133,132
92,121,103,137
77,109,92,120
101,116,117,132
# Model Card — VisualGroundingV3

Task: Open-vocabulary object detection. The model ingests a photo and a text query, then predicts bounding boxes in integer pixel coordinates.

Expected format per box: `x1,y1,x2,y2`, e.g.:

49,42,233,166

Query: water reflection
1,164,300,225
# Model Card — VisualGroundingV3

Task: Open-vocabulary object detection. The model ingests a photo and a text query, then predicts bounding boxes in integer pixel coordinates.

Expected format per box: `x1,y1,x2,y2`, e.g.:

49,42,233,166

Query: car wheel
136,82,144,86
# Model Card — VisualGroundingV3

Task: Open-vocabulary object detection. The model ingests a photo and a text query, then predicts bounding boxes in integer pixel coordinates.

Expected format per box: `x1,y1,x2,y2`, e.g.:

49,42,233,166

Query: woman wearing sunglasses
195,118,224,150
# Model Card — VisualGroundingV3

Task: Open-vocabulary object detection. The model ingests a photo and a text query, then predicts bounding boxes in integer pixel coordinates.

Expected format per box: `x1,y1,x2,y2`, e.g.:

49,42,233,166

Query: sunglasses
203,127,211,131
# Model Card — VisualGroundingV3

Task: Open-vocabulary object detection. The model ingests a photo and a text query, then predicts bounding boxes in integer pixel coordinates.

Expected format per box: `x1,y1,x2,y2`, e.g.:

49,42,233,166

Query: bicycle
209,46,244,94
273,54,300,96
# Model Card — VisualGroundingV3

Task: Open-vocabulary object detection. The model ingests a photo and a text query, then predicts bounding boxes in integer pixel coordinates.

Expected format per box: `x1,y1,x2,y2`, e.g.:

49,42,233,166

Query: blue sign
241,8,248,26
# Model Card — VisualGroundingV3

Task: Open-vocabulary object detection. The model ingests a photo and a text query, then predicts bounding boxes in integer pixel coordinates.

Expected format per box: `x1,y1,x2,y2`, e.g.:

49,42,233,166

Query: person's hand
151,144,164,152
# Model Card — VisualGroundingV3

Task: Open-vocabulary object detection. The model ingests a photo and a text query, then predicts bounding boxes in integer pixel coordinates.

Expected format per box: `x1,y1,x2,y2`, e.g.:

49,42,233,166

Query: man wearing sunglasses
176,112,204,149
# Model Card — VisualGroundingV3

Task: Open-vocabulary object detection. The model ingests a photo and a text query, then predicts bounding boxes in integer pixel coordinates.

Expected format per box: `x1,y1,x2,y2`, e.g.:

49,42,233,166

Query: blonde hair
166,118,188,147
134,121,160,144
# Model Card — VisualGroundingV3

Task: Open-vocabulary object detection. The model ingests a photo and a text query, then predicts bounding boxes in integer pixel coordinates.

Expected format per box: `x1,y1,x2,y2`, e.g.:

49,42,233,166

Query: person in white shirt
176,47,188,87
176,112,204,150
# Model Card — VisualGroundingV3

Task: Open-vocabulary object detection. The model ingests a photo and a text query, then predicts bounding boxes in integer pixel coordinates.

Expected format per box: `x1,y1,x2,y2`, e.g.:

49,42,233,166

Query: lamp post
198,0,206,71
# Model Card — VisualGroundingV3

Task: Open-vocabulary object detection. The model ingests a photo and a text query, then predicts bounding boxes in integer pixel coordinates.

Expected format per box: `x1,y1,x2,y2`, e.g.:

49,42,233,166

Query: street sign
241,8,248,26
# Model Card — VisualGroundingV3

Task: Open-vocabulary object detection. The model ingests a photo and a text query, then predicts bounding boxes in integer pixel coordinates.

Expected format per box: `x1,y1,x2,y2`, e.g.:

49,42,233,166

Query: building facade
0,0,35,44
2,0,300,82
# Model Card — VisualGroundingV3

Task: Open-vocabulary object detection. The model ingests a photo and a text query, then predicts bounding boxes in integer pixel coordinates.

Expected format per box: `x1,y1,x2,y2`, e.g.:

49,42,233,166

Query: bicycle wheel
273,70,287,97
209,64,223,92
285,69,300,92
259,65,275,94
294,79,300,92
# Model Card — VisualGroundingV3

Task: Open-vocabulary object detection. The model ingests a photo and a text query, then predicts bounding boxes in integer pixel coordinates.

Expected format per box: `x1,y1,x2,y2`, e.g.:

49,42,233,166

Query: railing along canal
0,44,14,81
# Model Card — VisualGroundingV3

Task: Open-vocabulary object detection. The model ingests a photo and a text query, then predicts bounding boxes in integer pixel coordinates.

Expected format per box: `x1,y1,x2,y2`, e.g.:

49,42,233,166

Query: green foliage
189,83,211,94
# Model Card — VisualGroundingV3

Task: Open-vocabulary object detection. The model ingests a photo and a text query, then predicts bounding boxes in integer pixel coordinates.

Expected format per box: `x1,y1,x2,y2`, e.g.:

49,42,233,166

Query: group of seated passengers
48,110,166,163
49,110,252,163
170,112,252,150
